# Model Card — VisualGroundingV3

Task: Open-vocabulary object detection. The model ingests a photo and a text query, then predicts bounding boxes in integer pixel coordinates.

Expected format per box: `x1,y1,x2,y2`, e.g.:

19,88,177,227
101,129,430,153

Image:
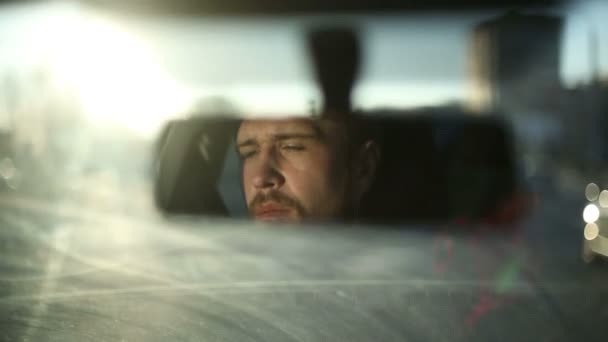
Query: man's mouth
254,202,293,221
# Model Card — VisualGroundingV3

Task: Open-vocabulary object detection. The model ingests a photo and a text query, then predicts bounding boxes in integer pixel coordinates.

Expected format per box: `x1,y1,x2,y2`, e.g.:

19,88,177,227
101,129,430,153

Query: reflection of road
5,171,156,219
0,191,606,341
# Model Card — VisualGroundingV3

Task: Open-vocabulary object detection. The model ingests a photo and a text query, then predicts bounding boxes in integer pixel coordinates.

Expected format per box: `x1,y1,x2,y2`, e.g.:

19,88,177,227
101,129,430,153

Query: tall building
468,11,563,113
468,10,608,170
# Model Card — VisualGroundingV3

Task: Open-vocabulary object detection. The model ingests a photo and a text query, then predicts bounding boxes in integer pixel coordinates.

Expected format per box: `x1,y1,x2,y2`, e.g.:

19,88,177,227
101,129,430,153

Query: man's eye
239,150,257,160
281,144,305,151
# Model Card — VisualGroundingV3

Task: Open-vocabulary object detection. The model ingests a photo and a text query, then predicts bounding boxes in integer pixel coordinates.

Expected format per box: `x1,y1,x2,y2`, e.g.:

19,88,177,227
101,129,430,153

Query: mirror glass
154,112,523,224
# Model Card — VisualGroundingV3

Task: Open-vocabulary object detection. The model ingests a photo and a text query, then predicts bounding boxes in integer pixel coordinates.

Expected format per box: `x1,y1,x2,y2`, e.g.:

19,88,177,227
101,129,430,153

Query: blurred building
563,79,608,171
468,11,567,177
468,11,564,113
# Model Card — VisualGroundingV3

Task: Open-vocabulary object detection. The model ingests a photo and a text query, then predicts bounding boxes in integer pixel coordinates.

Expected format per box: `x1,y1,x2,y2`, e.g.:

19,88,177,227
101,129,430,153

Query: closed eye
281,144,306,151
238,150,258,160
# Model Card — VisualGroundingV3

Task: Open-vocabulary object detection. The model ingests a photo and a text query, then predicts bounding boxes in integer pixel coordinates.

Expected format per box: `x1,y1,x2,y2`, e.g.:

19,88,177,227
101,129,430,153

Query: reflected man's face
237,118,352,222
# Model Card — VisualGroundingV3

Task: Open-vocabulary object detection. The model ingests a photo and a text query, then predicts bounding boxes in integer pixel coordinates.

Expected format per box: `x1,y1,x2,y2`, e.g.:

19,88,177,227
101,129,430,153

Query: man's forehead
237,118,342,141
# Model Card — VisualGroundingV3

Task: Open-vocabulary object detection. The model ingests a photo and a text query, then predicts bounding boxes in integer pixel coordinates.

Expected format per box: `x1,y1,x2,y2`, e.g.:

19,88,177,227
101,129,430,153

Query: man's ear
352,140,381,203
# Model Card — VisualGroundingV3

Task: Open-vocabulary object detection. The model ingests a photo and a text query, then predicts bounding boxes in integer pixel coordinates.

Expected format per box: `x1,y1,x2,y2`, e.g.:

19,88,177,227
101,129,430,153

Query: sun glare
45,9,190,137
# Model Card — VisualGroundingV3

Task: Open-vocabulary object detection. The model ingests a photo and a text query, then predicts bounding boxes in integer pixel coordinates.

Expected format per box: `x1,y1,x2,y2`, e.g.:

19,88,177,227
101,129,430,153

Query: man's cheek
284,155,316,172
286,147,329,170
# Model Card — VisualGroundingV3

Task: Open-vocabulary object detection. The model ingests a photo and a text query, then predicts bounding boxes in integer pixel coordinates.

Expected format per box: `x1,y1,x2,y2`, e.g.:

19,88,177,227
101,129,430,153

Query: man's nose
252,150,285,190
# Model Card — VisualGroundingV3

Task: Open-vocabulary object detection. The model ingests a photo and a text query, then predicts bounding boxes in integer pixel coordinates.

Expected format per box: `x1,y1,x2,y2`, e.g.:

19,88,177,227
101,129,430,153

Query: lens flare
599,190,608,208
585,183,600,201
584,223,599,241
583,204,600,223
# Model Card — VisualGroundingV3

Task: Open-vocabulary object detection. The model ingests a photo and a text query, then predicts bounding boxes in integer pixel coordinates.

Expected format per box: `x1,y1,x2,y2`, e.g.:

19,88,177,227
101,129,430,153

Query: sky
0,0,606,136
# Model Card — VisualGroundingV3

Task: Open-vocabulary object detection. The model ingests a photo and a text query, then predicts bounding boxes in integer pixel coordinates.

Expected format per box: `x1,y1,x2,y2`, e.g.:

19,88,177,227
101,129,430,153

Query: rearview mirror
152,110,530,225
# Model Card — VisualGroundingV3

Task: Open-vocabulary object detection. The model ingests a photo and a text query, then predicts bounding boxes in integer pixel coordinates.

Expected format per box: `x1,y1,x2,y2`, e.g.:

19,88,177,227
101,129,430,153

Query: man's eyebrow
272,133,320,141
236,122,325,148
236,138,258,148
237,134,318,147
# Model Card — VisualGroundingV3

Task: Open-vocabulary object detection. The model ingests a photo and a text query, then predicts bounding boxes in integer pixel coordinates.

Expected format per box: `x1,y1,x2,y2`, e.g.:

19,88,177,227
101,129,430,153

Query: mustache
248,191,306,216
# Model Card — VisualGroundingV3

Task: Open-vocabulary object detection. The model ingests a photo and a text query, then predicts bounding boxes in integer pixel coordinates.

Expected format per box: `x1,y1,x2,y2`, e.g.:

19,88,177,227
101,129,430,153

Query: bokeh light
584,222,599,241
599,190,608,208
583,204,600,223
585,183,600,201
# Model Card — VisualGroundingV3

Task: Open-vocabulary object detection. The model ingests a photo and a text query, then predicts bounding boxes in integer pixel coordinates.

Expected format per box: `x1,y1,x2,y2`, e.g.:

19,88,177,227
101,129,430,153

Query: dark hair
341,115,382,160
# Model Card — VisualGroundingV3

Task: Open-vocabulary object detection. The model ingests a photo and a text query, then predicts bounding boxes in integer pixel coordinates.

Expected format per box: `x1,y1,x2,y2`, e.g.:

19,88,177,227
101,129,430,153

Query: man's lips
254,203,292,220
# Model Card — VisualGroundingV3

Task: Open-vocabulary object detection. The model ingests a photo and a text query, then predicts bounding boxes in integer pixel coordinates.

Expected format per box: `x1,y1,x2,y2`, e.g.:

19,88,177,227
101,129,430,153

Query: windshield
0,1,600,215
0,0,607,341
